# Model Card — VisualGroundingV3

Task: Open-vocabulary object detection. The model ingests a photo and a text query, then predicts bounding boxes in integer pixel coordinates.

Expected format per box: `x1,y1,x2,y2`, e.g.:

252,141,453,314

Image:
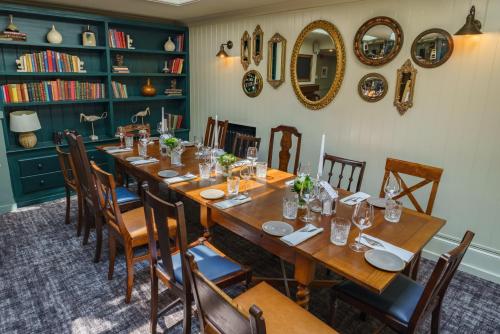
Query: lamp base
19,131,37,148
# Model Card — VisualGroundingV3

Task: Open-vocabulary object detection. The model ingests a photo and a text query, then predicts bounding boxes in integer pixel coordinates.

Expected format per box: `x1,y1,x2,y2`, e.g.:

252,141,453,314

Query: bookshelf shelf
0,40,107,51
111,73,186,77
109,48,186,56
6,135,117,154
0,72,108,77
2,98,109,107
112,95,185,102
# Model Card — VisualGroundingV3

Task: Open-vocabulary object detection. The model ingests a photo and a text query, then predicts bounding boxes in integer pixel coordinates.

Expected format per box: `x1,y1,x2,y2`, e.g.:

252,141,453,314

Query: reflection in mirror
362,25,395,60
267,33,286,88
253,25,264,65
358,73,388,102
241,31,251,70
242,70,263,97
394,59,417,114
411,28,453,68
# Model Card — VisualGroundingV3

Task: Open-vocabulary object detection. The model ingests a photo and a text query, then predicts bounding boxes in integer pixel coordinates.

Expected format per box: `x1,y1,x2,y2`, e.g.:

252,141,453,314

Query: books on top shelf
111,81,128,99
175,35,184,52
0,30,27,41
15,50,86,73
166,58,184,74
1,80,106,104
161,113,183,130
108,29,134,49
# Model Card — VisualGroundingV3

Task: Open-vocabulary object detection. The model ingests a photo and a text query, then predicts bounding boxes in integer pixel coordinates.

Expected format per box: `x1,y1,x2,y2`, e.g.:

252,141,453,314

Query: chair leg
93,215,103,263
431,300,443,334
125,247,135,303
64,186,71,225
150,268,159,334
82,205,91,245
279,258,291,298
108,234,117,280
182,294,192,334
411,252,421,280
76,193,83,236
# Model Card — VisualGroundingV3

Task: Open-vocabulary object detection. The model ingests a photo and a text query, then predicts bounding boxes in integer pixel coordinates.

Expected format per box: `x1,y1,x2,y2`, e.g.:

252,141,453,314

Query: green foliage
217,153,237,168
163,137,180,149
293,175,313,193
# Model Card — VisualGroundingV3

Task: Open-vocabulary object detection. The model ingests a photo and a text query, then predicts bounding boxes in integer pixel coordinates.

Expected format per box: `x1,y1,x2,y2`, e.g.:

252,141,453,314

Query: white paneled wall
189,0,500,282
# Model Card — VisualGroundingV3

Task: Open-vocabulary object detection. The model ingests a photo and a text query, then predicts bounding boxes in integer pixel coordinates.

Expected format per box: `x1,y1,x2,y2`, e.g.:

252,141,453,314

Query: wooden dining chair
55,146,83,234
204,116,229,148
331,230,474,334
142,188,251,334
323,154,366,192
232,133,261,158
186,253,338,334
379,158,444,279
267,125,302,175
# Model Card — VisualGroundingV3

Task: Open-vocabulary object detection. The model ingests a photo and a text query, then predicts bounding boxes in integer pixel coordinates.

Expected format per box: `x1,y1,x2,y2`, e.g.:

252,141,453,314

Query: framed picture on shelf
82,25,96,47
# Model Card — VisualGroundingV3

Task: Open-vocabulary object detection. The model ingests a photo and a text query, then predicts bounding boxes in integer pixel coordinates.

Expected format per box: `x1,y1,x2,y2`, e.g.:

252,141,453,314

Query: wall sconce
455,5,482,35
216,40,233,58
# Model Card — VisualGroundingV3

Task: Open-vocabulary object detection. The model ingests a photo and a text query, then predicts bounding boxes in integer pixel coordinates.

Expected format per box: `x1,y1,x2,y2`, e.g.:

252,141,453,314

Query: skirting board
0,202,16,215
423,233,500,284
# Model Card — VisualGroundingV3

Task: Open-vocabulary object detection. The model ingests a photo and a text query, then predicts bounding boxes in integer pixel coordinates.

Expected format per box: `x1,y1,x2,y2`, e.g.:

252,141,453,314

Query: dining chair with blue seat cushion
115,186,140,204
331,231,474,334
142,187,252,334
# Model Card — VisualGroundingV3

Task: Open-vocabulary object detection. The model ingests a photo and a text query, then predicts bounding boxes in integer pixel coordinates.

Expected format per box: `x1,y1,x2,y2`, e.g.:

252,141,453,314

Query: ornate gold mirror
358,73,388,102
252,25,264,66
394,59,417,114
242,70,263,97
354,16,403,66
411,28,454,68
241,31,251,70
267,33,286,88
290,20,345,110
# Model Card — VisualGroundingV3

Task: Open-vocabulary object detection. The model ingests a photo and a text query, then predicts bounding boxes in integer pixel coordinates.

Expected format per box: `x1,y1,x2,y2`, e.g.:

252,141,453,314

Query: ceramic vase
47,25,63,44
141,78,157,96
164,37,175,52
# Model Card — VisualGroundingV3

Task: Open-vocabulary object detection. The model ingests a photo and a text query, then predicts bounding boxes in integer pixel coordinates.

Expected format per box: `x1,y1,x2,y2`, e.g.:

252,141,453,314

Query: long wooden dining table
99,143,446,309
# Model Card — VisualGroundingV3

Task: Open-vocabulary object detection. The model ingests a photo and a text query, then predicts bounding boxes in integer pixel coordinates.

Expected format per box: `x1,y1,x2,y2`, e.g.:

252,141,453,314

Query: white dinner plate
367,197,386,208
200,189,225,200
364,249,405,272
262,221,294,237
158,170,179,178
126,156,142,162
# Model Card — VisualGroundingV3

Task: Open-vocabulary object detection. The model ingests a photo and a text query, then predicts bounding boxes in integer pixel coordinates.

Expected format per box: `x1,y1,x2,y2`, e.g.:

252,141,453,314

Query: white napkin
356,234,414,262
340,192,371,206
164,173,196,185
280,224,324,246
107,148,132,154
130,158,159,166
232,159,251,167
213,195,251,209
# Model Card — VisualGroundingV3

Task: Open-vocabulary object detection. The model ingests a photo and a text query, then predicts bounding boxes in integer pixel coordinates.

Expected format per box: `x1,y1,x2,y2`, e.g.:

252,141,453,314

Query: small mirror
411,28,454,68
358,73,388,102
354,16,403,66
241,31,251,70
242,70,263,97
252,25,264,66
394,59,417,114
267,33,286,88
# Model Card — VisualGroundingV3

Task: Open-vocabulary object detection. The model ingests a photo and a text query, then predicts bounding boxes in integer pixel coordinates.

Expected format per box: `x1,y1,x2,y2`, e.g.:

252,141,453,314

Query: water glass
385,199,403,223
255,162,267,178
330,217,351,246
171,148,182,165
227,176,240,197
138,138,148,157
282,192,298,220
125,135,134,149
199,162,211,180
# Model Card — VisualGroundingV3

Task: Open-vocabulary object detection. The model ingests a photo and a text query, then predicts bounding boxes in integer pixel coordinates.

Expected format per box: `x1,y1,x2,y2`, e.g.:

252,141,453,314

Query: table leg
294,254,316,309
200,205,213,240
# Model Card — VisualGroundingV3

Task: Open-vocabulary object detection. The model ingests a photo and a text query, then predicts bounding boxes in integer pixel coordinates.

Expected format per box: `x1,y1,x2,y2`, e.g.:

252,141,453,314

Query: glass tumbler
385,199,403,223
330,217,351,246
199,162,211,180
255,162,268,178
138,138,148,157
227,176,240,197
282,189,298,220
125,135,134,149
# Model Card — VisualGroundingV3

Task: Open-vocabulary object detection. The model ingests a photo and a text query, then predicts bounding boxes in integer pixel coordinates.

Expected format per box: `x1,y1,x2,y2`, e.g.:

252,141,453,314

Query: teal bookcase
0,3,190,207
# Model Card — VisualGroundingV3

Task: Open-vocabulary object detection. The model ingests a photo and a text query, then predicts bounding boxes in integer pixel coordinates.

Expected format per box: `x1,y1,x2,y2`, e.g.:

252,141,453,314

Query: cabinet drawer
18,155,60,177
20,172,65,194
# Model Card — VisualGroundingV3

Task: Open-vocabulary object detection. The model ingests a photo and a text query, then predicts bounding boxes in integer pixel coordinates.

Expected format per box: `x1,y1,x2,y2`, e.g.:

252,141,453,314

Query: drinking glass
124,134,134,149
247,146,258,175
227,176,240,197
194,135,203,157
331,217,351,246
199,162,211,180
115,126,124,148
240,165,251,195
300,179,318,223
385,199,403,223
255,161,267,178
138,138,148,158
350,202,374,252
283,189,298,220
157,122,164,135
298,161,312,177
384,173,401,199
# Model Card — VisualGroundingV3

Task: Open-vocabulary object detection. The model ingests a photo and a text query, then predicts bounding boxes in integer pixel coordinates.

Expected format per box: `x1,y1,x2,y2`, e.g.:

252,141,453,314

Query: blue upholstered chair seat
162,244,242,284
115,187,140,204
336,274,424,324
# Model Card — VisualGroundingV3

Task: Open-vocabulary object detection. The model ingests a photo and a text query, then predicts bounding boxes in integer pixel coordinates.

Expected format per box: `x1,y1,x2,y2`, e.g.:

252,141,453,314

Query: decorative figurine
47,24,63,44
1,14,27,41
141,78,157,96
126,34,135,49
131,107,150,124
162,60,170,73
112,54,129,73
82,25,96,47
164,36,175,52
6,14,19,32
80,112,108,141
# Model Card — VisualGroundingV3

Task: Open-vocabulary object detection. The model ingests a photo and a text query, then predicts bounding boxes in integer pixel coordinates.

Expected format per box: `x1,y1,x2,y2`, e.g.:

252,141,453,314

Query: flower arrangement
293,174,314,207
217,153,237,168
163,137,180,149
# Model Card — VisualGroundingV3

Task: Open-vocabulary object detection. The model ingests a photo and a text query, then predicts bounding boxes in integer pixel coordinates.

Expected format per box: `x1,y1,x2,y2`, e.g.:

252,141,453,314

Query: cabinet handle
37,163,43,169
39,179,45,185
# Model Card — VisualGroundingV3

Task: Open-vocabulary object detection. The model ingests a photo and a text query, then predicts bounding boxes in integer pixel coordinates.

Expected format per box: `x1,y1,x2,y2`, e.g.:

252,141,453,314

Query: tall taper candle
161,107,165,133
317,134,325,177
214,114,218,148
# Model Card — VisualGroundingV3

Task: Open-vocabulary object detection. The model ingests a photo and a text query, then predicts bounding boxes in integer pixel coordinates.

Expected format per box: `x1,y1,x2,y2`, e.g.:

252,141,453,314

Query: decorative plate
367,197,387,208
200,189,225,200
262,221,294,237
365,249,405,272
158,170,179,178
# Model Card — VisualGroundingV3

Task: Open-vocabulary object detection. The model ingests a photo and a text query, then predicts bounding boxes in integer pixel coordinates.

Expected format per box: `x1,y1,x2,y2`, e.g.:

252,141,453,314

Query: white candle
317,134,325,177
214,114,218,148
161,107,165,132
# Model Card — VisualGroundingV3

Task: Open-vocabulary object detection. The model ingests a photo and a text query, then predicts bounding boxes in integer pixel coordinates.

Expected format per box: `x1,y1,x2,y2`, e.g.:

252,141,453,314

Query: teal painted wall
0,112,15,214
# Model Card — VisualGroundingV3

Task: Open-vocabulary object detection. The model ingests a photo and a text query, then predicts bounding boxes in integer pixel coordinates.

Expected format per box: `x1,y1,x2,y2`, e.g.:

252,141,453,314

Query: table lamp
10,110,41,148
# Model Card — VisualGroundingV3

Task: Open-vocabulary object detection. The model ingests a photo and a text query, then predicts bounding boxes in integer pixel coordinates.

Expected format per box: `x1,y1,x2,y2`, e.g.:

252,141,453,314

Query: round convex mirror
358,73,388,102
242,70,263,97
411,28,454,68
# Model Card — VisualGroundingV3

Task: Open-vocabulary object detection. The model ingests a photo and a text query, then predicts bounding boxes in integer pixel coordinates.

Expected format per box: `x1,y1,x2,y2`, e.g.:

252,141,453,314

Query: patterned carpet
0,196,499,334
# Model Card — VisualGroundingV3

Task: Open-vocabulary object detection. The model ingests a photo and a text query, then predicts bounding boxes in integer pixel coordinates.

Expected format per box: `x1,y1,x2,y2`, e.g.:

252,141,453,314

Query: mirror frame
242,70,263,98
252,25,264,66
290,20,346,110
241,31,251,70
358,73,388,102
394,59,417,115
267,32,287,88
411,28,454,68
354,16,404,66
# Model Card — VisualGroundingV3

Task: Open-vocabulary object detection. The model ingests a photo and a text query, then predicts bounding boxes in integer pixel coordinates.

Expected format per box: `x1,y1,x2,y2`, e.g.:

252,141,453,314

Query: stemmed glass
157,122,164,135
240,165,251,196
350,202,374,252
300,179,319,223
298,161,312,177
246,146,258,175
384,173,401,199
115,126,124,148
194,135,203,157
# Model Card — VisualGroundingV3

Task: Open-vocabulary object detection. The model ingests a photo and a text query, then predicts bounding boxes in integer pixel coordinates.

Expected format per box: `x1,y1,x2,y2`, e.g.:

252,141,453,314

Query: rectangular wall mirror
267,33,286,88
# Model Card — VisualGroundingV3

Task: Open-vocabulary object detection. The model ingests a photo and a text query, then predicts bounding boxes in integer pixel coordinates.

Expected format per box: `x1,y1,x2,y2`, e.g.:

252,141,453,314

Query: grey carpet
0,197,499,334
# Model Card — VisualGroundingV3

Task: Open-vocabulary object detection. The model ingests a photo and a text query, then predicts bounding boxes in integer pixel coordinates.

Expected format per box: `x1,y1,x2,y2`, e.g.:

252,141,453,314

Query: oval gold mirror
411,28,453,68
358,73,388,102
242,70,263,97
291,20,345,110
354,16,403,66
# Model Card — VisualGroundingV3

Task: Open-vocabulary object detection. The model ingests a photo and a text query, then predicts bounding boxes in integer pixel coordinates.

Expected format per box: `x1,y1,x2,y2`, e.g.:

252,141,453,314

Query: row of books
16,50,86,73
108,29,133,49
164,88,183,96
0,30,27,41
112,66,129,73
173,35,184,52
167,58,184,74
161,113,183,130
111,81,128,99
1,81,106,104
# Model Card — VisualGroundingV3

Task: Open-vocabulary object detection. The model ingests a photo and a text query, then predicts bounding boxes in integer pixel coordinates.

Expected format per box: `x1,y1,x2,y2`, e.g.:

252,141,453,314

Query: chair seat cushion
169,244,242,284
120,207,177,246
336,274,424,324
115,187,140,204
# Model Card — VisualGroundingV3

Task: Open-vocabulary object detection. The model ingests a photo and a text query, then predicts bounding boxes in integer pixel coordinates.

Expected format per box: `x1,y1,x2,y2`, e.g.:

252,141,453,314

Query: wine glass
298,161,312,177
194,135,203,157
350,202,374,252
300,179,318,223
246,146,258,175
157,122,164,135
384,173,401,199
240,165,251,196
115,126,124,148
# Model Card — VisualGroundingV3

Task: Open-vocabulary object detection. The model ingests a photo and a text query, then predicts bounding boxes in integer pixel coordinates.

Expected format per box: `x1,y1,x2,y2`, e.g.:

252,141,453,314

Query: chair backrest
185,253,266,334
121,123,151,136
204,117,229,148
379,158,443,215
267,125,302,175
323,154,366,192
232,133,261,159
55,145,78,187
410,230,474,330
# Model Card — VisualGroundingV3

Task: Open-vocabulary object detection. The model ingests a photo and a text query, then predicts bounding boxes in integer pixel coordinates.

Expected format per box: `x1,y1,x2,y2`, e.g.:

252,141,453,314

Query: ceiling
12,0,356,25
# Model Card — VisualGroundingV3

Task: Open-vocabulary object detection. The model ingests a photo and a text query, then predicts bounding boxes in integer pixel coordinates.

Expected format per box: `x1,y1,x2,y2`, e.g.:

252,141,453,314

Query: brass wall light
455,5,482,35
216,40,233,58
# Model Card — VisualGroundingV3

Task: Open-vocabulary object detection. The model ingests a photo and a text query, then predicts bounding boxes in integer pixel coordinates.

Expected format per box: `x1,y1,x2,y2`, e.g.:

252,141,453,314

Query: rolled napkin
164,173,196,185
106,148,132,154
356,234,414,262
280,224,324,247
340,192,371,206
232,159,251,168
213,195,251,210
130,158,159,166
